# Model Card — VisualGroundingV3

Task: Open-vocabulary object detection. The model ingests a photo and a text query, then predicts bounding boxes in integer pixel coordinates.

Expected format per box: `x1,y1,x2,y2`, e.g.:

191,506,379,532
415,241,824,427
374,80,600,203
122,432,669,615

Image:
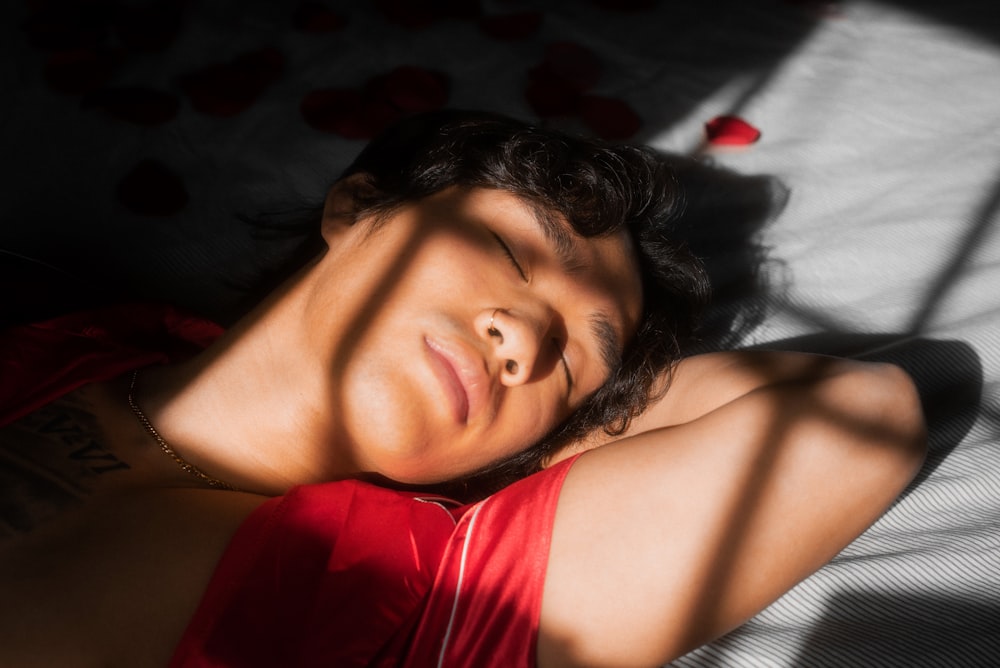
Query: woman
0,112,926,666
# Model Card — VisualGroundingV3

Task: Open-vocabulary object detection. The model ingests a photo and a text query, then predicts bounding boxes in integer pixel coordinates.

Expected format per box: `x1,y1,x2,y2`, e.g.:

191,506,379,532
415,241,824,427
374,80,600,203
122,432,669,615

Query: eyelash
492,231,573,391
491,232,528,282
553,338,574,391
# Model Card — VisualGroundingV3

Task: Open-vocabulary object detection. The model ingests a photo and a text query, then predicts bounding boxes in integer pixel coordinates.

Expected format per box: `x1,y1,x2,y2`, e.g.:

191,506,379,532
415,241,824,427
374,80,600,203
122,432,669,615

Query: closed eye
553,338,573,393
491,231,528,282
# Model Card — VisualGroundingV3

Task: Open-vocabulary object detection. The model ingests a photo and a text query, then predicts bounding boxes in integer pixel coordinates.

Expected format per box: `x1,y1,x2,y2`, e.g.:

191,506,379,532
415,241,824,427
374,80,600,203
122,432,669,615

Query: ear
320,172,376,242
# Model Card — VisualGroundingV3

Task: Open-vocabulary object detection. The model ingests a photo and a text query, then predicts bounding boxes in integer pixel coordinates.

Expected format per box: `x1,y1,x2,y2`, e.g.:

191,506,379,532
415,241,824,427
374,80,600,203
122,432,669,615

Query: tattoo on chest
32,410,130,474
1,396,131,538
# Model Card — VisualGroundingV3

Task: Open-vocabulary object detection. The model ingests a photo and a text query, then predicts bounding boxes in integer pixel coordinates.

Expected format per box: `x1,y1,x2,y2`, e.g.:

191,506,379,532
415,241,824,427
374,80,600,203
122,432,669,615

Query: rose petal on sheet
300,88,370,138
300,89,400,139
371,66,450,113
82,86,180,125
117,160,188,216
704,115,762,145
302,67,448,139
479,12,542,40
580,95,642,139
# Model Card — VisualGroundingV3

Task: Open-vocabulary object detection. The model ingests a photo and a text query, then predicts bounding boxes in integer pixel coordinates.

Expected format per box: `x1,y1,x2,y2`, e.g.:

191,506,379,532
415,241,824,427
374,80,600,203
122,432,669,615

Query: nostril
488,308,504,343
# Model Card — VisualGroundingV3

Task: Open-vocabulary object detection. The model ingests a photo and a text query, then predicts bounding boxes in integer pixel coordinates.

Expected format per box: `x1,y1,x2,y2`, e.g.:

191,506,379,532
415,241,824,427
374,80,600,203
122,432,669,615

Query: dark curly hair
328,110,710,496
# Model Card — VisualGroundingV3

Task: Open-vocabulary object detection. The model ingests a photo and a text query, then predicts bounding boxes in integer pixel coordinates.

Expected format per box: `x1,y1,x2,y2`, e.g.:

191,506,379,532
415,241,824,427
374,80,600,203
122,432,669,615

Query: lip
424,336,489,424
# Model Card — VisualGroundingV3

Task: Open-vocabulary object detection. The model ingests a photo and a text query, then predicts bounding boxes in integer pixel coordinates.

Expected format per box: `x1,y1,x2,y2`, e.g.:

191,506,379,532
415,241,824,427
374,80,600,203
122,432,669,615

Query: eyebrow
517,197,624,378
590,312,623,378
521,199,587,275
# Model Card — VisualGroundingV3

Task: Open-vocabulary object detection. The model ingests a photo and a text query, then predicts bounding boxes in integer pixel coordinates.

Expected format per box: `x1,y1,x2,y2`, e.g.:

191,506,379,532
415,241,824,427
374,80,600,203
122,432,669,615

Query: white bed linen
2,1,997,665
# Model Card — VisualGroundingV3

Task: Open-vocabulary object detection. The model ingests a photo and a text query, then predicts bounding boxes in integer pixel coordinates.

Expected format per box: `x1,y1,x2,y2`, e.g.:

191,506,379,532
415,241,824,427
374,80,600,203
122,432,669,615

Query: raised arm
538,351,927,667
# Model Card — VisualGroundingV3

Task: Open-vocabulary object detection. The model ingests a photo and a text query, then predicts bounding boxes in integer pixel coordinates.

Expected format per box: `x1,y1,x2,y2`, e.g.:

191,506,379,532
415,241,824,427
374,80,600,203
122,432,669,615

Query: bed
2,0,998,665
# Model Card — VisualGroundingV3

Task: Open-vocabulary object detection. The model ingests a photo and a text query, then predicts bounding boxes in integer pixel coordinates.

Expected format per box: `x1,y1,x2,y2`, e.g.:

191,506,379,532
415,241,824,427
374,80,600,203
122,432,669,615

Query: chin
373,462,456,487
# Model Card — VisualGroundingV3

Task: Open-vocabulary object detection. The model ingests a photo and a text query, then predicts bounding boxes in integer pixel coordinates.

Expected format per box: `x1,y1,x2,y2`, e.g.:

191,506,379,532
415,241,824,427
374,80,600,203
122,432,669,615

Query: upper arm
537,355,926,667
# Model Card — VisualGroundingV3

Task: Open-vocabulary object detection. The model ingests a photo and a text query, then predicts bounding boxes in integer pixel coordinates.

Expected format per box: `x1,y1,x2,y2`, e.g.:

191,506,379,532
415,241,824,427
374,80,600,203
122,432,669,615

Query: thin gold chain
127,370,238,491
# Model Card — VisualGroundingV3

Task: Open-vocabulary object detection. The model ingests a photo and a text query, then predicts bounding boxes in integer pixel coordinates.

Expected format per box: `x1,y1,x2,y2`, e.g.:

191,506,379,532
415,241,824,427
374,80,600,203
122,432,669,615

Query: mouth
424,336,487,424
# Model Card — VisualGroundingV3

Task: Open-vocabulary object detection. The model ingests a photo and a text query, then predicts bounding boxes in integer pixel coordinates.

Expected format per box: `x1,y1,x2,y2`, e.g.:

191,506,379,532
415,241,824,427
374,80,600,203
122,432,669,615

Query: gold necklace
127,370,238,491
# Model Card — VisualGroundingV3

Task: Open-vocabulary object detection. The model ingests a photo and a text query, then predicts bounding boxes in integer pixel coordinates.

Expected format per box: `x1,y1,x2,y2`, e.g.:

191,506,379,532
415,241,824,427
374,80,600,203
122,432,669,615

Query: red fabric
0,303,223,428
170,452,576,667
2,304,571,666
170,482,459,666
407,456,573,665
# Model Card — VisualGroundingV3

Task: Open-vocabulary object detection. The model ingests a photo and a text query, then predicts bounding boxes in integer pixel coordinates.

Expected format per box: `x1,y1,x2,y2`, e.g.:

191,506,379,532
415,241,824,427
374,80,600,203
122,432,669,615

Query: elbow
864,361,929,483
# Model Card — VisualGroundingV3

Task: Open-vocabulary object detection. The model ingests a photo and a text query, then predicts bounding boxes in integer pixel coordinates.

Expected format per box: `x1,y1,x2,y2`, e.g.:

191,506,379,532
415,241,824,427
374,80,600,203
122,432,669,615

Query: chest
0,391,133,540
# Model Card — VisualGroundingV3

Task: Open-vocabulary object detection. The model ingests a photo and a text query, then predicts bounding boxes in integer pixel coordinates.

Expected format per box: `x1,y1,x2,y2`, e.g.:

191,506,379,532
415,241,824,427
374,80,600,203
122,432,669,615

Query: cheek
345,387,568,485
336,337,436,474
488,388,570,459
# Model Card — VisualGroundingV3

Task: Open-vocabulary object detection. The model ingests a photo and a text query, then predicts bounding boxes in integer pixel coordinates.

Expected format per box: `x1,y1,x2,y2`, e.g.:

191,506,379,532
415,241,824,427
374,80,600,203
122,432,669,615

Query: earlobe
321,172,376,242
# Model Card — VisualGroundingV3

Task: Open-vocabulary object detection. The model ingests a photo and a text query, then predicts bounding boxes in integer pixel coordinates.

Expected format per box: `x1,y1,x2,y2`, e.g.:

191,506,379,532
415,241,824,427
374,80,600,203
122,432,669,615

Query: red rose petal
373,66,450,113
302,66,449,139
704,115,762,146
83,86,180,125
293,3,348,32
300,88,367,137
358,97,405,137
479,11,542,40
301,88,399,139
579,95,642,140
117,160,188,216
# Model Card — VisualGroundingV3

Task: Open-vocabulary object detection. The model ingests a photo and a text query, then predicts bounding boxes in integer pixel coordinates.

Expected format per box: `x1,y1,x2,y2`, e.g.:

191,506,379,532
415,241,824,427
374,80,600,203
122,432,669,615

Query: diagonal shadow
747,332,984,485
796,589,1000,667
906,174,1000,335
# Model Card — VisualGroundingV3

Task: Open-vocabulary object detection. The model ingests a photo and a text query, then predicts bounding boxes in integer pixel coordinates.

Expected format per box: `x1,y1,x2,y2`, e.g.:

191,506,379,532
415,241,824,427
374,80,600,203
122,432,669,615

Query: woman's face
306,185,643,484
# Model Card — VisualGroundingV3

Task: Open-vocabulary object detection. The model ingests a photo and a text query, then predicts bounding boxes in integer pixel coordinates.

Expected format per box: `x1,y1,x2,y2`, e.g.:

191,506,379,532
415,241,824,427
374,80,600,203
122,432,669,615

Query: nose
481,306,551,386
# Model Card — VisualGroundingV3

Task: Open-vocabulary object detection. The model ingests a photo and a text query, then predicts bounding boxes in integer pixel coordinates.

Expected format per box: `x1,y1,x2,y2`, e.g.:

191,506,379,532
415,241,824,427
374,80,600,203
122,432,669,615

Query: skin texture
537,352,927,666
0,489,261,668
309,183,643,483
128,183,642,494
0,351,926,668
0,183,927,666
0,182,643,665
